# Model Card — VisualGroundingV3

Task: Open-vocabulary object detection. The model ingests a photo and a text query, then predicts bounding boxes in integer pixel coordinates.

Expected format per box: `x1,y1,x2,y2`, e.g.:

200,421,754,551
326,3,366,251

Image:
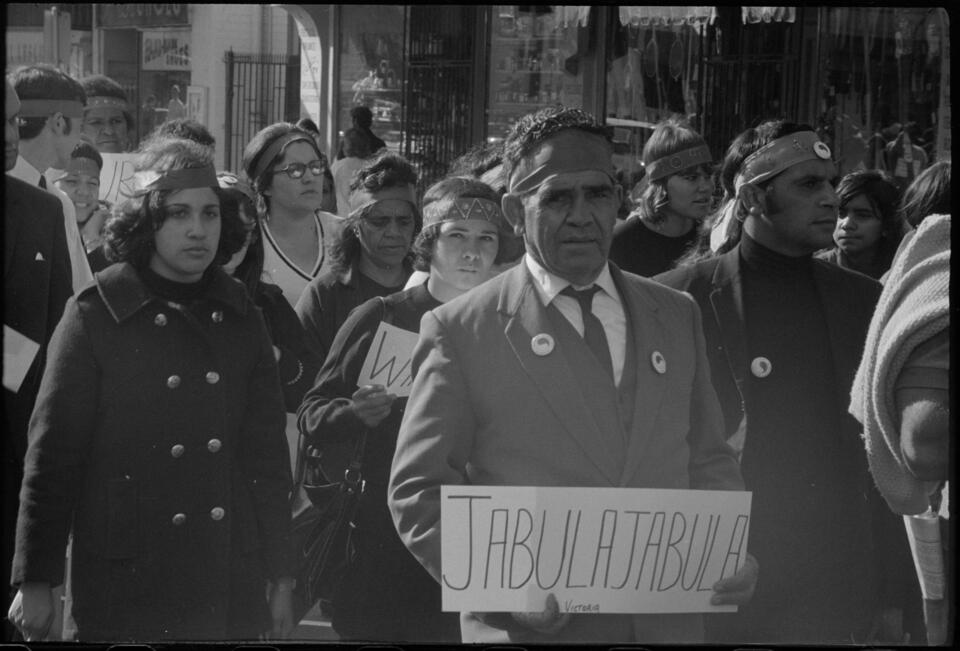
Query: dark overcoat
11,263,293,641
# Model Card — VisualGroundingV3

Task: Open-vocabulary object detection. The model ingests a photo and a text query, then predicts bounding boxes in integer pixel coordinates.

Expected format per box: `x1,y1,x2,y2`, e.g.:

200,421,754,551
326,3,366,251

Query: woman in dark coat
8,138,296,642
297,176,509,642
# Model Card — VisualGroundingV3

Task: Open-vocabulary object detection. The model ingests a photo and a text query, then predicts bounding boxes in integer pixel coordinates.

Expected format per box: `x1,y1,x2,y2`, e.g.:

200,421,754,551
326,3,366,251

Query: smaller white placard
356,321,419,397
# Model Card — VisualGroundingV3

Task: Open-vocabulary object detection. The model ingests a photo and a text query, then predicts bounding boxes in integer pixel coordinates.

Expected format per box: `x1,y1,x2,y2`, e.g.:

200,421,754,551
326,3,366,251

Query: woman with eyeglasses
609,117,717,277
297,176,507,642
242,123,343,309
295,153,419,363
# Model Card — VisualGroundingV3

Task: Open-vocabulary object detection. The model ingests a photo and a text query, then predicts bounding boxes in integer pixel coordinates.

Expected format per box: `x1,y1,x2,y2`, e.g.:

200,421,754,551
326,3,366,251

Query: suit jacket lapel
614,267,669,485
708,250,750,396
500,265,622,484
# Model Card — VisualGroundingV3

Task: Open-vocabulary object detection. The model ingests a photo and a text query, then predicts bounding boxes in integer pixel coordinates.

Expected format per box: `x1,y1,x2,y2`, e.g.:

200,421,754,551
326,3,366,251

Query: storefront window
486,5,586,143
338,5,405,156
817,7,950,186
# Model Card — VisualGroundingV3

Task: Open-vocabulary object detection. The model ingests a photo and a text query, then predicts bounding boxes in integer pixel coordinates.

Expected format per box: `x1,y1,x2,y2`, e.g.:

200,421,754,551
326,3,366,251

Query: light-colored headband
251,133,318,183
348,184,419,220
422,197,504,228
85,95,128,112
137,165,219,192
18,98,85,118
508,129,616,194
644,144,713,182
734,131,832,192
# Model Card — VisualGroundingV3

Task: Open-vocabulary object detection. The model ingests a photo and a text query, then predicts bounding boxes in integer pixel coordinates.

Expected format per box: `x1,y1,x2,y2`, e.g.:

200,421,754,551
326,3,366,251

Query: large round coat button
210,507,225,521
154,313,168,327
205,371,220,384
211,310,224,323
170,444,185,458
207,438,222,453
166,375,181,389
751,356,773,378
172,513,187,526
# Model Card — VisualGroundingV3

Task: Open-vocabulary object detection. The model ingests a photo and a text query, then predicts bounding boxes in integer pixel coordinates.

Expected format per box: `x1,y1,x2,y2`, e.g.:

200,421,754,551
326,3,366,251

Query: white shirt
260,210,343,308
9,156,94,292
524,254,626,386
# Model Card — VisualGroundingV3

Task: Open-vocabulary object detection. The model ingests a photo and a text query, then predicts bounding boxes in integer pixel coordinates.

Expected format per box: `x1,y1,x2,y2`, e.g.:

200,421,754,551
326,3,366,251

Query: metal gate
402,6,480,189
223,50,300,174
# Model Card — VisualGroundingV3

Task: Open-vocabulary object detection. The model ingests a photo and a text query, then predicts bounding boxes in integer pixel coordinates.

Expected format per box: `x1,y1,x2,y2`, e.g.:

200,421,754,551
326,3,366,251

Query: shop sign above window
619,6,717,28
142,30,191,71
98,4,189,28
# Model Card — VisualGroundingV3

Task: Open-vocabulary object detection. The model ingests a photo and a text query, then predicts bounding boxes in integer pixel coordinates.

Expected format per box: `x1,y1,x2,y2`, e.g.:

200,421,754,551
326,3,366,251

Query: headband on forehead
508,129,616,194
55,156,102,181
18,98,85,119
644,144,713,182
423,197,504,228
734,131,832,192
85,95,128,112
348,185,419,219
137,165,219,192
251,133,318,183
217,172,256,203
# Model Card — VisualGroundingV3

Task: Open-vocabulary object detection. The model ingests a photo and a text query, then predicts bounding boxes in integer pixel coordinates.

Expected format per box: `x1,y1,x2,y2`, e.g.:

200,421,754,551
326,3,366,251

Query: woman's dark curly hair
219,181,262,296
411,176,508,272
327,152,421,276
102,138,246,269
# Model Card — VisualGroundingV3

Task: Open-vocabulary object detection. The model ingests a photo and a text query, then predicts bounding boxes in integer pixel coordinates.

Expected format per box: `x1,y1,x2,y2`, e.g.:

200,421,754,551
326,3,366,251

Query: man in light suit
4,78,73,641
388,106,757,644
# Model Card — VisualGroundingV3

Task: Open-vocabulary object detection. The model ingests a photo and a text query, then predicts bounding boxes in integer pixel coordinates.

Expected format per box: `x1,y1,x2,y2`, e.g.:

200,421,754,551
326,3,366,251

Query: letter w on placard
356,321,420,397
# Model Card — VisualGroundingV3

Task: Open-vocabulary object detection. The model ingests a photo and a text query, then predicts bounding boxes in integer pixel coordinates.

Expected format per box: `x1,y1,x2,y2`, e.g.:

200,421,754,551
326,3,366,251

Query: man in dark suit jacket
656,121,921,644
389,107,758,644
4,80,73,640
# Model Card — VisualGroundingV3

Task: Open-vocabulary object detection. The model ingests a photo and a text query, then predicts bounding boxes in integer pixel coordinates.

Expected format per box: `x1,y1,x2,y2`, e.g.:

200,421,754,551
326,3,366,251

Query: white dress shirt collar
524,253,620,306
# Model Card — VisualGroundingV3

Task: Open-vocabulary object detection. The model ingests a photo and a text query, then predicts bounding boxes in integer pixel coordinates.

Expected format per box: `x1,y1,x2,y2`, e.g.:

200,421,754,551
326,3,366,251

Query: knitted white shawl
849,213,950,515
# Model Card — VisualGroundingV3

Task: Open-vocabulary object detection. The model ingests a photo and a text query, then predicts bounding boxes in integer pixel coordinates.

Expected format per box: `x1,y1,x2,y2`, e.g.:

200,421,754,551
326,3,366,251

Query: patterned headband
422,197,504,228
85,95,129,112
644,144,713,182
734,131,832,192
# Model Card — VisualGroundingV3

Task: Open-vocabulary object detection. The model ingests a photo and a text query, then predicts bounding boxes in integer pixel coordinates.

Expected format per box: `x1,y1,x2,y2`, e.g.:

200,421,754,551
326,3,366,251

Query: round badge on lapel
531,333,555,356
751,356,772,378
651,351,666,374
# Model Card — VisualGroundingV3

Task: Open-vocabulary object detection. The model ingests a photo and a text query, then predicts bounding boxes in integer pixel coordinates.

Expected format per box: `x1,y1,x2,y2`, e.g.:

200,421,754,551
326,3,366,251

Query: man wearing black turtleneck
656,122,921,645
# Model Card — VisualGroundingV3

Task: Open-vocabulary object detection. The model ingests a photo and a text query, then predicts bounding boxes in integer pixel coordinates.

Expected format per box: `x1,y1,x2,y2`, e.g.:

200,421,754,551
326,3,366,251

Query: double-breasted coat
388,261,744,644
11,263,293,641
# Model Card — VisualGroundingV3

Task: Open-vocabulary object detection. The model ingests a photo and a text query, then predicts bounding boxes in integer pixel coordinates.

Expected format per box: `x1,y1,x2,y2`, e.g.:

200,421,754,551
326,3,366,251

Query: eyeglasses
270,160,326,180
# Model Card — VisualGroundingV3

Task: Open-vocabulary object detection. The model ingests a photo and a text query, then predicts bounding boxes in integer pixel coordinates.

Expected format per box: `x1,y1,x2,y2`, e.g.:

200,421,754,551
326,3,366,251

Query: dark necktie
561,285,614,379
38,175,47,189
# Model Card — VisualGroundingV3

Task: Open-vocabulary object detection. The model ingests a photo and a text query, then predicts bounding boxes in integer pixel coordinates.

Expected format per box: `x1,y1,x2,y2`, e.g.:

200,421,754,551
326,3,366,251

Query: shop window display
817,7,949,185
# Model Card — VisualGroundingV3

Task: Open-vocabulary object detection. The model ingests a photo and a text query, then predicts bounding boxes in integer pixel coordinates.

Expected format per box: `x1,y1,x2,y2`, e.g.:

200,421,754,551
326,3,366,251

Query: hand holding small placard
356,322,419,398
441,486,752,614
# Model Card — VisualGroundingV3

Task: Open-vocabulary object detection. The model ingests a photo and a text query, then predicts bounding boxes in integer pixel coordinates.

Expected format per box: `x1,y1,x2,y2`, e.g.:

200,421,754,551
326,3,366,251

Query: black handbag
290,427,367,623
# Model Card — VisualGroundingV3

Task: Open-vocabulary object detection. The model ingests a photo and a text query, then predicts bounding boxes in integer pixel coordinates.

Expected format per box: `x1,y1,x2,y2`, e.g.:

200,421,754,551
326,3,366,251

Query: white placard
3,325,40,393
441,485,752,614
356,321,419,397
99,153,139,205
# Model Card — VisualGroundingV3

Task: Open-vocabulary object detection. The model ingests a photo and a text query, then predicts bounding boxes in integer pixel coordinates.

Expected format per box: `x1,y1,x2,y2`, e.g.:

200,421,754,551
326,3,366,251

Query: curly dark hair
102,138,246,269
411,176,507,272
500,106,610,190
328,153,421,275
219,183,262,296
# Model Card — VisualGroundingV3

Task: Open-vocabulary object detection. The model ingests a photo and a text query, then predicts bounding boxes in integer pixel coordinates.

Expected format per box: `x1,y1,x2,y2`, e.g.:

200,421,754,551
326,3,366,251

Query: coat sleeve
259,286,322,412
12,298,99,586
240,309,295,581
294,279,330,363
388,310,475,583
682,295,744,491
297,298,384,447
